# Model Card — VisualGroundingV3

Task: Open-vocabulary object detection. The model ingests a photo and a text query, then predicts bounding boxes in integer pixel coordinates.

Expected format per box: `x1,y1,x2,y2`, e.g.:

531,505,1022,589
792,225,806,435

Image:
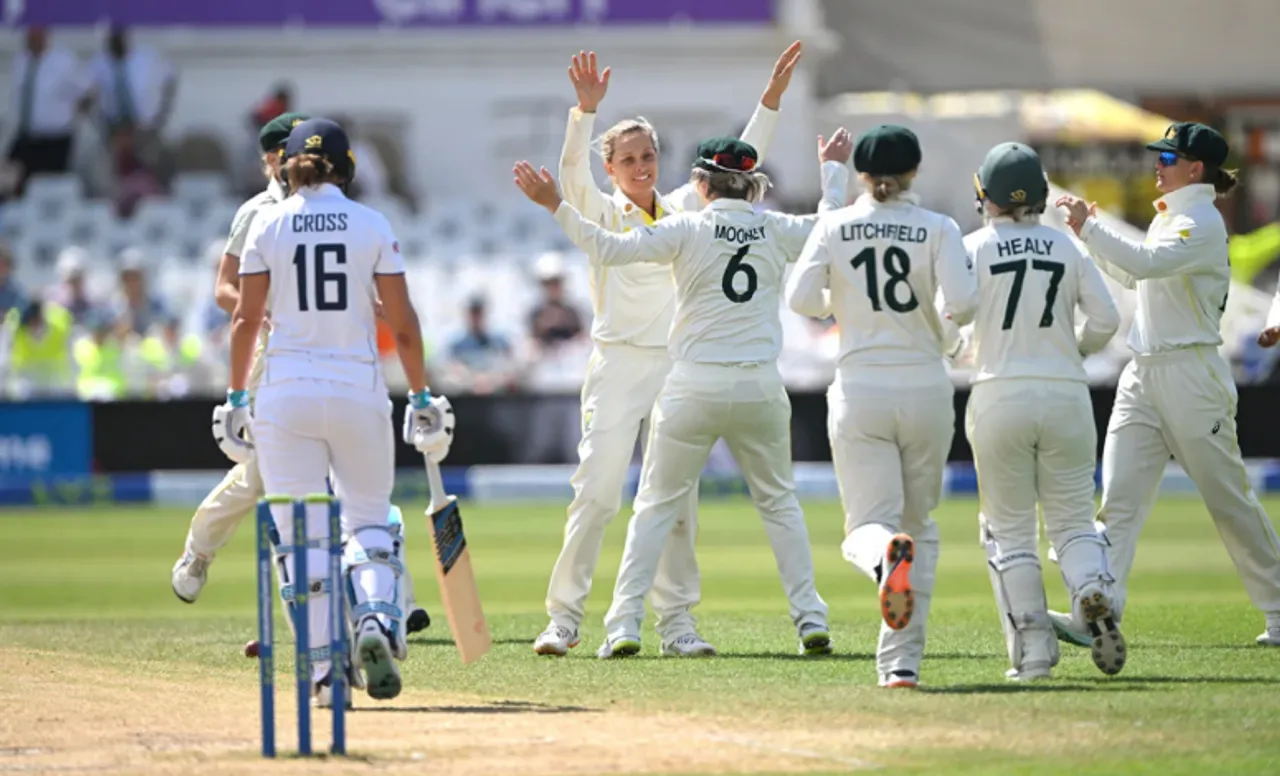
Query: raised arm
560,51,617,224
664,42,799,211
1058,195,1225,280
785,220,833,319
514,161,686,266
1076,250,1121,355
774,130,854,257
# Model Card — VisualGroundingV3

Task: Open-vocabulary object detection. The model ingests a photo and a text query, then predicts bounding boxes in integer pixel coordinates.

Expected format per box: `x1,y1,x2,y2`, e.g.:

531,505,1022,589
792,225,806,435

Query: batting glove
403,390,455,463
212,389,254,464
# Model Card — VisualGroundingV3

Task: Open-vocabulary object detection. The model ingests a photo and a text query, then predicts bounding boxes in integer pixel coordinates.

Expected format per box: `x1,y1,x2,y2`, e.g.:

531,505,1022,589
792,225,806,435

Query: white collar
853,191,922,207
1153,183,1214,215
706,199,757,212
610,187,670,222
295,182,346,200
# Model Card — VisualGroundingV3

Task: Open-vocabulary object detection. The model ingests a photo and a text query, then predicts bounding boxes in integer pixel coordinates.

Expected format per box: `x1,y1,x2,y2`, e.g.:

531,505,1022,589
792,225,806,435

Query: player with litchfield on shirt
213,118,455,706
515,128,851,658
964,142,1125,681
786,124,978,688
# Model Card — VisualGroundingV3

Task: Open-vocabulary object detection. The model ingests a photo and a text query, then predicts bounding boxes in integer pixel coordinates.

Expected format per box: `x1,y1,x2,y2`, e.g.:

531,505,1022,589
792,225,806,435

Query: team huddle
172,41,1280,704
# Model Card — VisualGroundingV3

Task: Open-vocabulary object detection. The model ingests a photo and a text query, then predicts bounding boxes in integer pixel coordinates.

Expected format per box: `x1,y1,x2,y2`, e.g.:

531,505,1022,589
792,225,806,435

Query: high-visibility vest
7,303,73,391
73,335,126,400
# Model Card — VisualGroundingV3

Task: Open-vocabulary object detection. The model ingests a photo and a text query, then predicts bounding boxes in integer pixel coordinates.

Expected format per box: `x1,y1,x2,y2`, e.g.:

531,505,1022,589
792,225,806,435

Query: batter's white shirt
558,103,779,349
965,218,1120,384
551,161,848,365
1079,183,1230,355
240,183,404,390
785,192,978,373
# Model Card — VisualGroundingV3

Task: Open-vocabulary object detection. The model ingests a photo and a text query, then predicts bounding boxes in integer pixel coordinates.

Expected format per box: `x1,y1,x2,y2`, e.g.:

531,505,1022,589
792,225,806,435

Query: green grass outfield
2,497,1279,775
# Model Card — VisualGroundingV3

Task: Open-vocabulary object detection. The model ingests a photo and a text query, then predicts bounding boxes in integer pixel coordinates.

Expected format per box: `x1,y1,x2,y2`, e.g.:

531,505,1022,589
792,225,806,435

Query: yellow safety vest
73,336,126,400
7,303,73,390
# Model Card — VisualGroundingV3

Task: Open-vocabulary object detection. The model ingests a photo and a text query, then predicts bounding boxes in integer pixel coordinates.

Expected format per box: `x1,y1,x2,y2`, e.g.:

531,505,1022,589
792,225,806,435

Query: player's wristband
408,389,432,409
227,389,250,408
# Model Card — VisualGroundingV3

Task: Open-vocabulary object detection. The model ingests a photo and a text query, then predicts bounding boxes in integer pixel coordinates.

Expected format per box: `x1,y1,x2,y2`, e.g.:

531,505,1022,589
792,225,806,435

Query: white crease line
704,733,881,770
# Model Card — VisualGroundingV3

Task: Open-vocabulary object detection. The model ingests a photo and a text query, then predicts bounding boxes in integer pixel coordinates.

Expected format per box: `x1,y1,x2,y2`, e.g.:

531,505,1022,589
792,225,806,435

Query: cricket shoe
797,621,832,656
1079,587,1126,676
660,633,717,657
879,669,918,689
880,534,915,631
1257,627,1280,647
354,617,402,700
171,549,210,604
313,665,354,710
1048,609,1092,648
406,607,431,635
1006,662,1052,682
533,623,580,656
596,635,641,659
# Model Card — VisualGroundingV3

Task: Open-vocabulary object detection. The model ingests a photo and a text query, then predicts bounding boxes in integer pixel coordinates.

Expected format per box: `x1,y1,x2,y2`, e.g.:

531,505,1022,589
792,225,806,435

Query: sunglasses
1157,151,1194,167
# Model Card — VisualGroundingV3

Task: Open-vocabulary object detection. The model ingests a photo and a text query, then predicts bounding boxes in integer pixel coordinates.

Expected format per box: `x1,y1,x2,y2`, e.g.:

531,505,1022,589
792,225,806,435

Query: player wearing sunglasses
1054,123,1280,649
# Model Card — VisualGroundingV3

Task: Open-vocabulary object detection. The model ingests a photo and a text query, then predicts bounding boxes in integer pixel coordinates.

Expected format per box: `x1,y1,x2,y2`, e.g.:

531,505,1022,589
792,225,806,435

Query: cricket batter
965,142,1124,681
171,112,431,636
534,44,801,658
785,125,978,688
1056,122,1280,648
515,128,852,658
216,118,455,705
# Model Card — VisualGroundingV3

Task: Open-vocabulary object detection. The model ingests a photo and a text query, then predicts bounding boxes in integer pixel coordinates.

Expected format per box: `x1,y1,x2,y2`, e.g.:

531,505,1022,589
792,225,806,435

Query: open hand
818,127,852,164
761,40,802,110
568,50,611,113
513,161,563,212
1055,195,1096,236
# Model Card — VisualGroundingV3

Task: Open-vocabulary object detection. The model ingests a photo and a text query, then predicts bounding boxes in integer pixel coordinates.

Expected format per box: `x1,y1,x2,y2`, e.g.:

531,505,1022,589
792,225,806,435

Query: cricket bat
424,458,492,663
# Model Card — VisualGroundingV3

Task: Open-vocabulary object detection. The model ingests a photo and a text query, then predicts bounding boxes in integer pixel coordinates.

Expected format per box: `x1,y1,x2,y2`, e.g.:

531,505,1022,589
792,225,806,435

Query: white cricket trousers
545,343,701,639
829,363,951,680
1100,347,1280,619
254,379,398,681
967,379,1099,552
604,361,827,642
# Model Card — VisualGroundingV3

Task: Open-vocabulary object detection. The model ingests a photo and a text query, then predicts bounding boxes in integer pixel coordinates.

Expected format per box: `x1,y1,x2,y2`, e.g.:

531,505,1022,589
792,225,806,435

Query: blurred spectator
252,83,293,127
139,316,210,399
0,242,24,315
46,247,99,324
108,124,163,217
72,310,127,400
112,249,168,336
5,27,91,197
443,296,520,394
88,26,176,182
200,240,231,338
3,298,74,398
528,252,585,352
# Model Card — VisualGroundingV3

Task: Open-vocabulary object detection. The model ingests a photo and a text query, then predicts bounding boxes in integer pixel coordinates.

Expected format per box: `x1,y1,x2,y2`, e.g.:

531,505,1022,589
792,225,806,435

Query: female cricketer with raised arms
966,143,1124,681
535,44,803,658
1056,122,1280,648
215,118,454,705
517,129,852,658
785,125,978,688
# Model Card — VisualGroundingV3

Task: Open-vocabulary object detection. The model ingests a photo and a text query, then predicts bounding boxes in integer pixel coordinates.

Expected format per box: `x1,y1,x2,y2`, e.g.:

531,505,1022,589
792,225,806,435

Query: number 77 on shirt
423,458,492,663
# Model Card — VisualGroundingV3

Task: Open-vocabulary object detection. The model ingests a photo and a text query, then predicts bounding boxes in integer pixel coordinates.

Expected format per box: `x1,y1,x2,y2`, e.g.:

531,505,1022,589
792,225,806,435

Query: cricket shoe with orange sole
879,669,918,689
880,534,915,631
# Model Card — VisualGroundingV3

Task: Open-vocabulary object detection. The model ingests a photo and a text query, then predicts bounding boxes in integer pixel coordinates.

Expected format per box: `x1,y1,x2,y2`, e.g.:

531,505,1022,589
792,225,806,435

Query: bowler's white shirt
965,218,1120,384
7,47,90,137
558,103,779,349
551,161,848,365
785,192,979,372
240,183,403,390
1079,183,1229,355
